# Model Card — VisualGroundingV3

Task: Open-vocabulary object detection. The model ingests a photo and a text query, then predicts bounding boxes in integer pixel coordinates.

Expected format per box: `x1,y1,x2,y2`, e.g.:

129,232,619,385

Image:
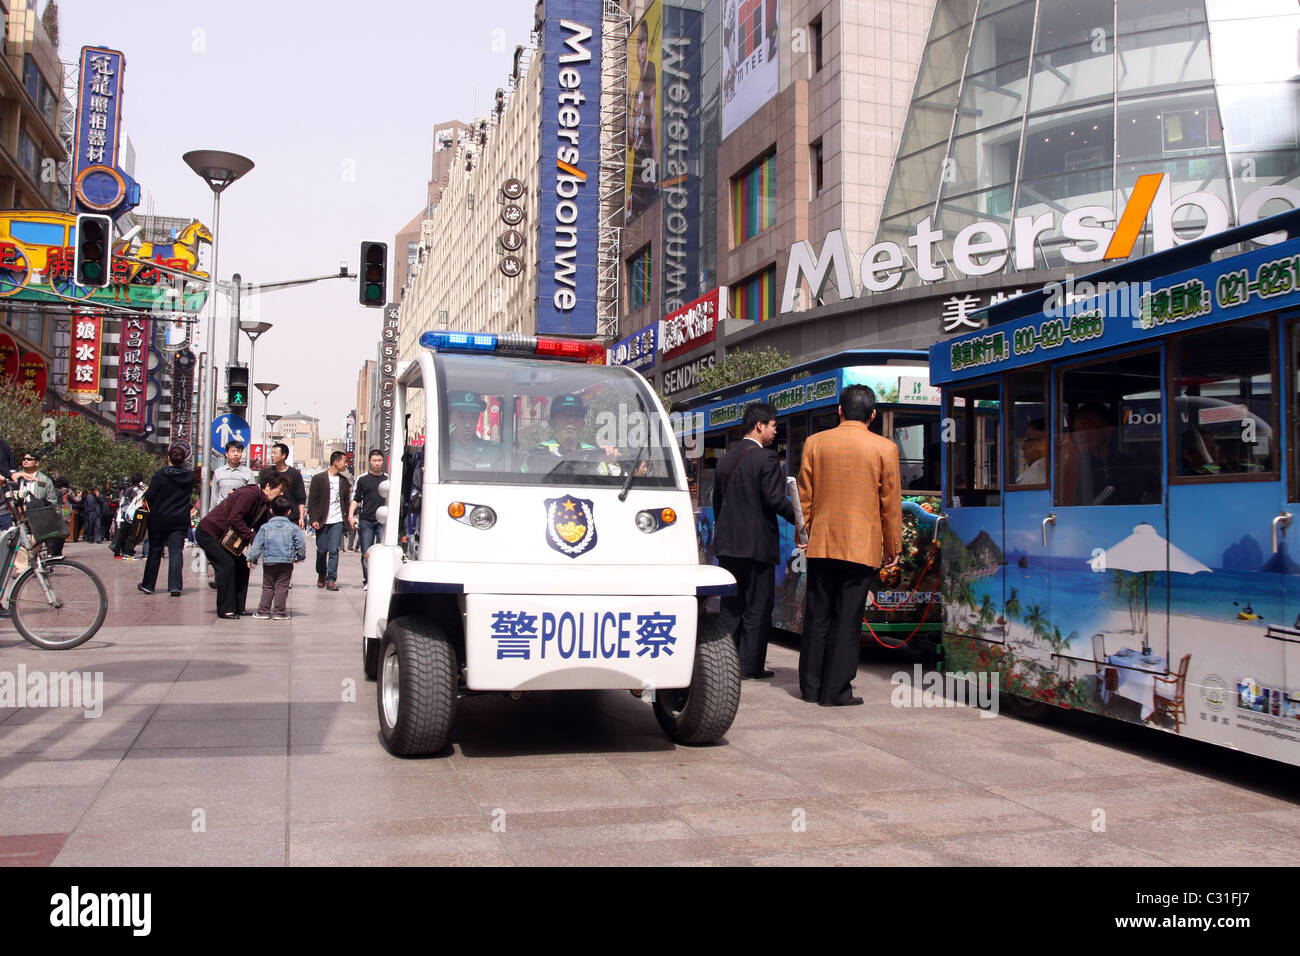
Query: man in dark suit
712,402,796,679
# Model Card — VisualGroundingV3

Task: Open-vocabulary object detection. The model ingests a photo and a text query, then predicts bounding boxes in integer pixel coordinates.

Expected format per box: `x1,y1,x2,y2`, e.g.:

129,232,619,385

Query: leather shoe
317,574,326,588
170,591,181,597
136,584,153,595
742,669,776,680
819,696,864,707
325,581,339,591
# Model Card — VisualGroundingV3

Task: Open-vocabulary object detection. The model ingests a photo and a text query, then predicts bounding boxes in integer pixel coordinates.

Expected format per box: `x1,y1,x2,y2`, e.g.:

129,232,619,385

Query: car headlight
636,508,678,533
469,505,496,530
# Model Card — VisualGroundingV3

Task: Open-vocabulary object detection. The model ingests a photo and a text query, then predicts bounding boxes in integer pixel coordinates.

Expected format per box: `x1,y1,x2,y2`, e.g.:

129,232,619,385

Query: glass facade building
878,0,1300,274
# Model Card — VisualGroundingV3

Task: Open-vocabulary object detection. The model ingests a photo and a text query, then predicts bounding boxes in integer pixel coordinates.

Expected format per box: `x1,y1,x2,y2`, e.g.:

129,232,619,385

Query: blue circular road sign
211,414,252,454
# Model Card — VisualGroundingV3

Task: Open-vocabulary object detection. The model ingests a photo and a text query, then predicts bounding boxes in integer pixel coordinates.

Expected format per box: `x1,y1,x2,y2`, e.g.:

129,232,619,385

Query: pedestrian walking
137,443,197,597
348,448,387,590
246,495,307,620
711,403,795,680
196,473,291,619
308,451,352,591
258,443,307,528
111,475,148,559
796,384,903,707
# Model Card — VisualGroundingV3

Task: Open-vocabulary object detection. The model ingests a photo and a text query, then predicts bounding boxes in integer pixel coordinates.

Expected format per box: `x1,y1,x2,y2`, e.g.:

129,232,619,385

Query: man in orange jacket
797,384,902,706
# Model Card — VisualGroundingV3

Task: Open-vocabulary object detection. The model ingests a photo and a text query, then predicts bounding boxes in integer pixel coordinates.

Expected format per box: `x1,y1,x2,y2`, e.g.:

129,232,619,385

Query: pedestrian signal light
359,241,387,307
226,366,249,413
74,214,113,288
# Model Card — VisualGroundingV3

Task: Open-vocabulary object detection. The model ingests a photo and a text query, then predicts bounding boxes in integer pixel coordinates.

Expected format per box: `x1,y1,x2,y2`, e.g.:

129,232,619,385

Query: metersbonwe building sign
536,0,604,337
782,175,1300,313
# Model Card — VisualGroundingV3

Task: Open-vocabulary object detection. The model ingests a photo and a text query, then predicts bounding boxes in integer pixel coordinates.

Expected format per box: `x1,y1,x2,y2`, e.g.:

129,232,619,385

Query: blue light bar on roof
421,331,497,351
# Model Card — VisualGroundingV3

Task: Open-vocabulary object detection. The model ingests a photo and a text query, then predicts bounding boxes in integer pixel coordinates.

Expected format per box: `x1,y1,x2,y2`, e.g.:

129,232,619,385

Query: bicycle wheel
9,559,108,650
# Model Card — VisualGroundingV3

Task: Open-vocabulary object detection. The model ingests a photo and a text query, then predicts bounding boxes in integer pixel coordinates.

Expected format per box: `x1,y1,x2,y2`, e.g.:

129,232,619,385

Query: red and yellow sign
68,311,102,398
18,351,47,397
0,332,17,380
0,210,209,311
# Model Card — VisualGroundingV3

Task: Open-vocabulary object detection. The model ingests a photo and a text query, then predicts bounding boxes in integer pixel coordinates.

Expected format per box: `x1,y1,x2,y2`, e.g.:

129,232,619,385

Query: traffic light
74,214,113,288
226,366,249,415
359,241,387,307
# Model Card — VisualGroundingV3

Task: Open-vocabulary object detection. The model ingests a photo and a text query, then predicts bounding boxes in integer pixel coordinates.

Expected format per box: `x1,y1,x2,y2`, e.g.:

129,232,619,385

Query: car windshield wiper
618,444,648,502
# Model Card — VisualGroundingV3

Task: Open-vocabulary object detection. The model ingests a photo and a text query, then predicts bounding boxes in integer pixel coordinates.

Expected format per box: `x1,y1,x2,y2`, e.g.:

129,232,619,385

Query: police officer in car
447,391,503,471
523,394,619,476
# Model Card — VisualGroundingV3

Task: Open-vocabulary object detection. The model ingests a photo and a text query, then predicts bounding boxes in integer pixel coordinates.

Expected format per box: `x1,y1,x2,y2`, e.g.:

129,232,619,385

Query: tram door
1276,318,1300,708
1002,370,1052,655
943,381,1004,644
1050,351,1168,686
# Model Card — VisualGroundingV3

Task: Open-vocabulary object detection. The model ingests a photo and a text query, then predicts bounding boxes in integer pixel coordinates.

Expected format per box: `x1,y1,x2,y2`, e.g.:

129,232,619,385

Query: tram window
946,382,1001,508
1058,352,1162,506
812,411,838,433
1171,320,1275,479
894,408,942,492
788,414,809,480
1007,371,1048,488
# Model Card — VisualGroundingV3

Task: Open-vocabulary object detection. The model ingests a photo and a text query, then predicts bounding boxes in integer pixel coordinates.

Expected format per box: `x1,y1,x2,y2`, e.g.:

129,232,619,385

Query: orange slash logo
557,159,586,182
1104,173,1165,260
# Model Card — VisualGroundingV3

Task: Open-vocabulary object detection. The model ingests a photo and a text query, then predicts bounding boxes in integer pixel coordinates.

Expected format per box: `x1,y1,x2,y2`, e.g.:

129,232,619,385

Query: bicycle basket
25,499,68,543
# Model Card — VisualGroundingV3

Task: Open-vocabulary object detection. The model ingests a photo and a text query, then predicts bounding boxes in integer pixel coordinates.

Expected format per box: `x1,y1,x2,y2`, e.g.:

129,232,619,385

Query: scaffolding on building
595,0,630,342
56,59,76,213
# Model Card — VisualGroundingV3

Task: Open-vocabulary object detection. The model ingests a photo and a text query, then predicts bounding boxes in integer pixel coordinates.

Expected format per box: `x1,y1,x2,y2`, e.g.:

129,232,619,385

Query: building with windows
623,0,1300,403
0,0,64,211
275,411,323,472
390,1,1298,407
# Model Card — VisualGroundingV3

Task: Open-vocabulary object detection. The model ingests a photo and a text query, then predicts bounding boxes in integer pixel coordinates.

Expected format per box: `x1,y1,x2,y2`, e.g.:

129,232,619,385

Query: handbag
220,527,248,556
220,499,266,556
130,500,150,542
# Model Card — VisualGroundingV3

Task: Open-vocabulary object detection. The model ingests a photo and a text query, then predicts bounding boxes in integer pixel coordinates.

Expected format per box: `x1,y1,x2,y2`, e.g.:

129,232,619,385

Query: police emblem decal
545,495,597,558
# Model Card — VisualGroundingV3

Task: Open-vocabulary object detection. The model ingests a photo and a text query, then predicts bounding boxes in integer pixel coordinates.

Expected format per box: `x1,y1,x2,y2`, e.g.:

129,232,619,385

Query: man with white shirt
307,451,352,591
211,441,256,505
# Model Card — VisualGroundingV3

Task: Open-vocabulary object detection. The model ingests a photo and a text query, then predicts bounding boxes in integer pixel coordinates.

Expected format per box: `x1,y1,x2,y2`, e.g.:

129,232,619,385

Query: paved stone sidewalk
0,541,1297,866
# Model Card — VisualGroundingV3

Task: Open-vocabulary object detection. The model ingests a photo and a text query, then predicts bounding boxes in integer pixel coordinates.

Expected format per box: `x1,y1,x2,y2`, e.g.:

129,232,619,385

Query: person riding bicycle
522,394,620,476
11,450,61,558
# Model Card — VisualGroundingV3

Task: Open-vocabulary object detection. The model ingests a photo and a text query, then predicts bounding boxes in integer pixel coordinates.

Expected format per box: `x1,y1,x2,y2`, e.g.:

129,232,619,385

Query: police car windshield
434,353,681,488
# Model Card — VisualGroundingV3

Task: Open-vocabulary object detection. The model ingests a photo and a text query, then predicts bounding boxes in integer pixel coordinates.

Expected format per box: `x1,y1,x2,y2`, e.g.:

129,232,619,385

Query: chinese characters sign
68,312,102,398
115,316,149,433
606,323,657,372
72,47,137,216
660,286,724,361
18,351,47,397
171,349,196,447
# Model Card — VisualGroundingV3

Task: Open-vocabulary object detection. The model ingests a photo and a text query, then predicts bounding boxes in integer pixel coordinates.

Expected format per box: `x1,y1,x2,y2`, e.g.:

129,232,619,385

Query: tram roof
676,348,928,410
979,207,1300,328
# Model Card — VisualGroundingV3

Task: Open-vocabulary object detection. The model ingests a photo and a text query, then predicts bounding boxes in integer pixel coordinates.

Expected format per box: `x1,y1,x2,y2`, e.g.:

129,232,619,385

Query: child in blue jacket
247,495,307,620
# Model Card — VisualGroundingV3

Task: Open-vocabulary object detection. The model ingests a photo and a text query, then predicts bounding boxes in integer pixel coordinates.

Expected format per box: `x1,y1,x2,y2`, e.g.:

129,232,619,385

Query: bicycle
1,482,107,649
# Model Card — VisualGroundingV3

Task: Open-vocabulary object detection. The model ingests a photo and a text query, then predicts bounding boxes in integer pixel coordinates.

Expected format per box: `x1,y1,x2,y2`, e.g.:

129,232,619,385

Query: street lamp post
183,148,254,529
255,382,279,453
239,320,273,428
265,414,283,462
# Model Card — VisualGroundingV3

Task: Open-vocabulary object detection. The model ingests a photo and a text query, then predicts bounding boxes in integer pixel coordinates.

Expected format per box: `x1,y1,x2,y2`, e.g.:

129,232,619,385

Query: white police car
362,331,739,756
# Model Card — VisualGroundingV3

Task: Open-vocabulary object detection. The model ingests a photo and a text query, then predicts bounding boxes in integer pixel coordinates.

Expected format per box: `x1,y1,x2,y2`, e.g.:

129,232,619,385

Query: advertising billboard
660,4,702,313
722,0,779,139
625,1,662,224
536,0,604,336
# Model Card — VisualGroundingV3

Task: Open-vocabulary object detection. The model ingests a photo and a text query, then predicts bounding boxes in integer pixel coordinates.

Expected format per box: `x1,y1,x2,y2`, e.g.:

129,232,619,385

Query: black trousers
141,525,186,593
799,557,873,705
718,555,775,676
196,528,249,616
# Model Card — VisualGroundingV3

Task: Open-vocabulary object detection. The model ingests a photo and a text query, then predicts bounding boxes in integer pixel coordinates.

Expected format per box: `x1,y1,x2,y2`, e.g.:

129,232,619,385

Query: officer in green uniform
447,391,503,471
523,394,619,476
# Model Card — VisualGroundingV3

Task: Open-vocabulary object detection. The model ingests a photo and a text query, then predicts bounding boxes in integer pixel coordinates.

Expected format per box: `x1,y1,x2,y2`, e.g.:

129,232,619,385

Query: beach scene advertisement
942,493,1300,765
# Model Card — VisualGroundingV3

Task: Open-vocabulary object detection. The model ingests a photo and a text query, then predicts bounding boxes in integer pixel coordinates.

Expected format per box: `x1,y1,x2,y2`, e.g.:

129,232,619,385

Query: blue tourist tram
930,209,1300,766
676,349,944,650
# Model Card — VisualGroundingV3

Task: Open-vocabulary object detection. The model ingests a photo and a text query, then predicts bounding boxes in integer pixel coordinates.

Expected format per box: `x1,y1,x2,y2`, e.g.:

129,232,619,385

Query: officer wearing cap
447,391,503,471
523,393,619,475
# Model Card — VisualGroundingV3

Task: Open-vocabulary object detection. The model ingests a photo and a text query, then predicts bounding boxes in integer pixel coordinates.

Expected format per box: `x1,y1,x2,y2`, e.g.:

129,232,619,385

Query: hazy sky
58,0,538,443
